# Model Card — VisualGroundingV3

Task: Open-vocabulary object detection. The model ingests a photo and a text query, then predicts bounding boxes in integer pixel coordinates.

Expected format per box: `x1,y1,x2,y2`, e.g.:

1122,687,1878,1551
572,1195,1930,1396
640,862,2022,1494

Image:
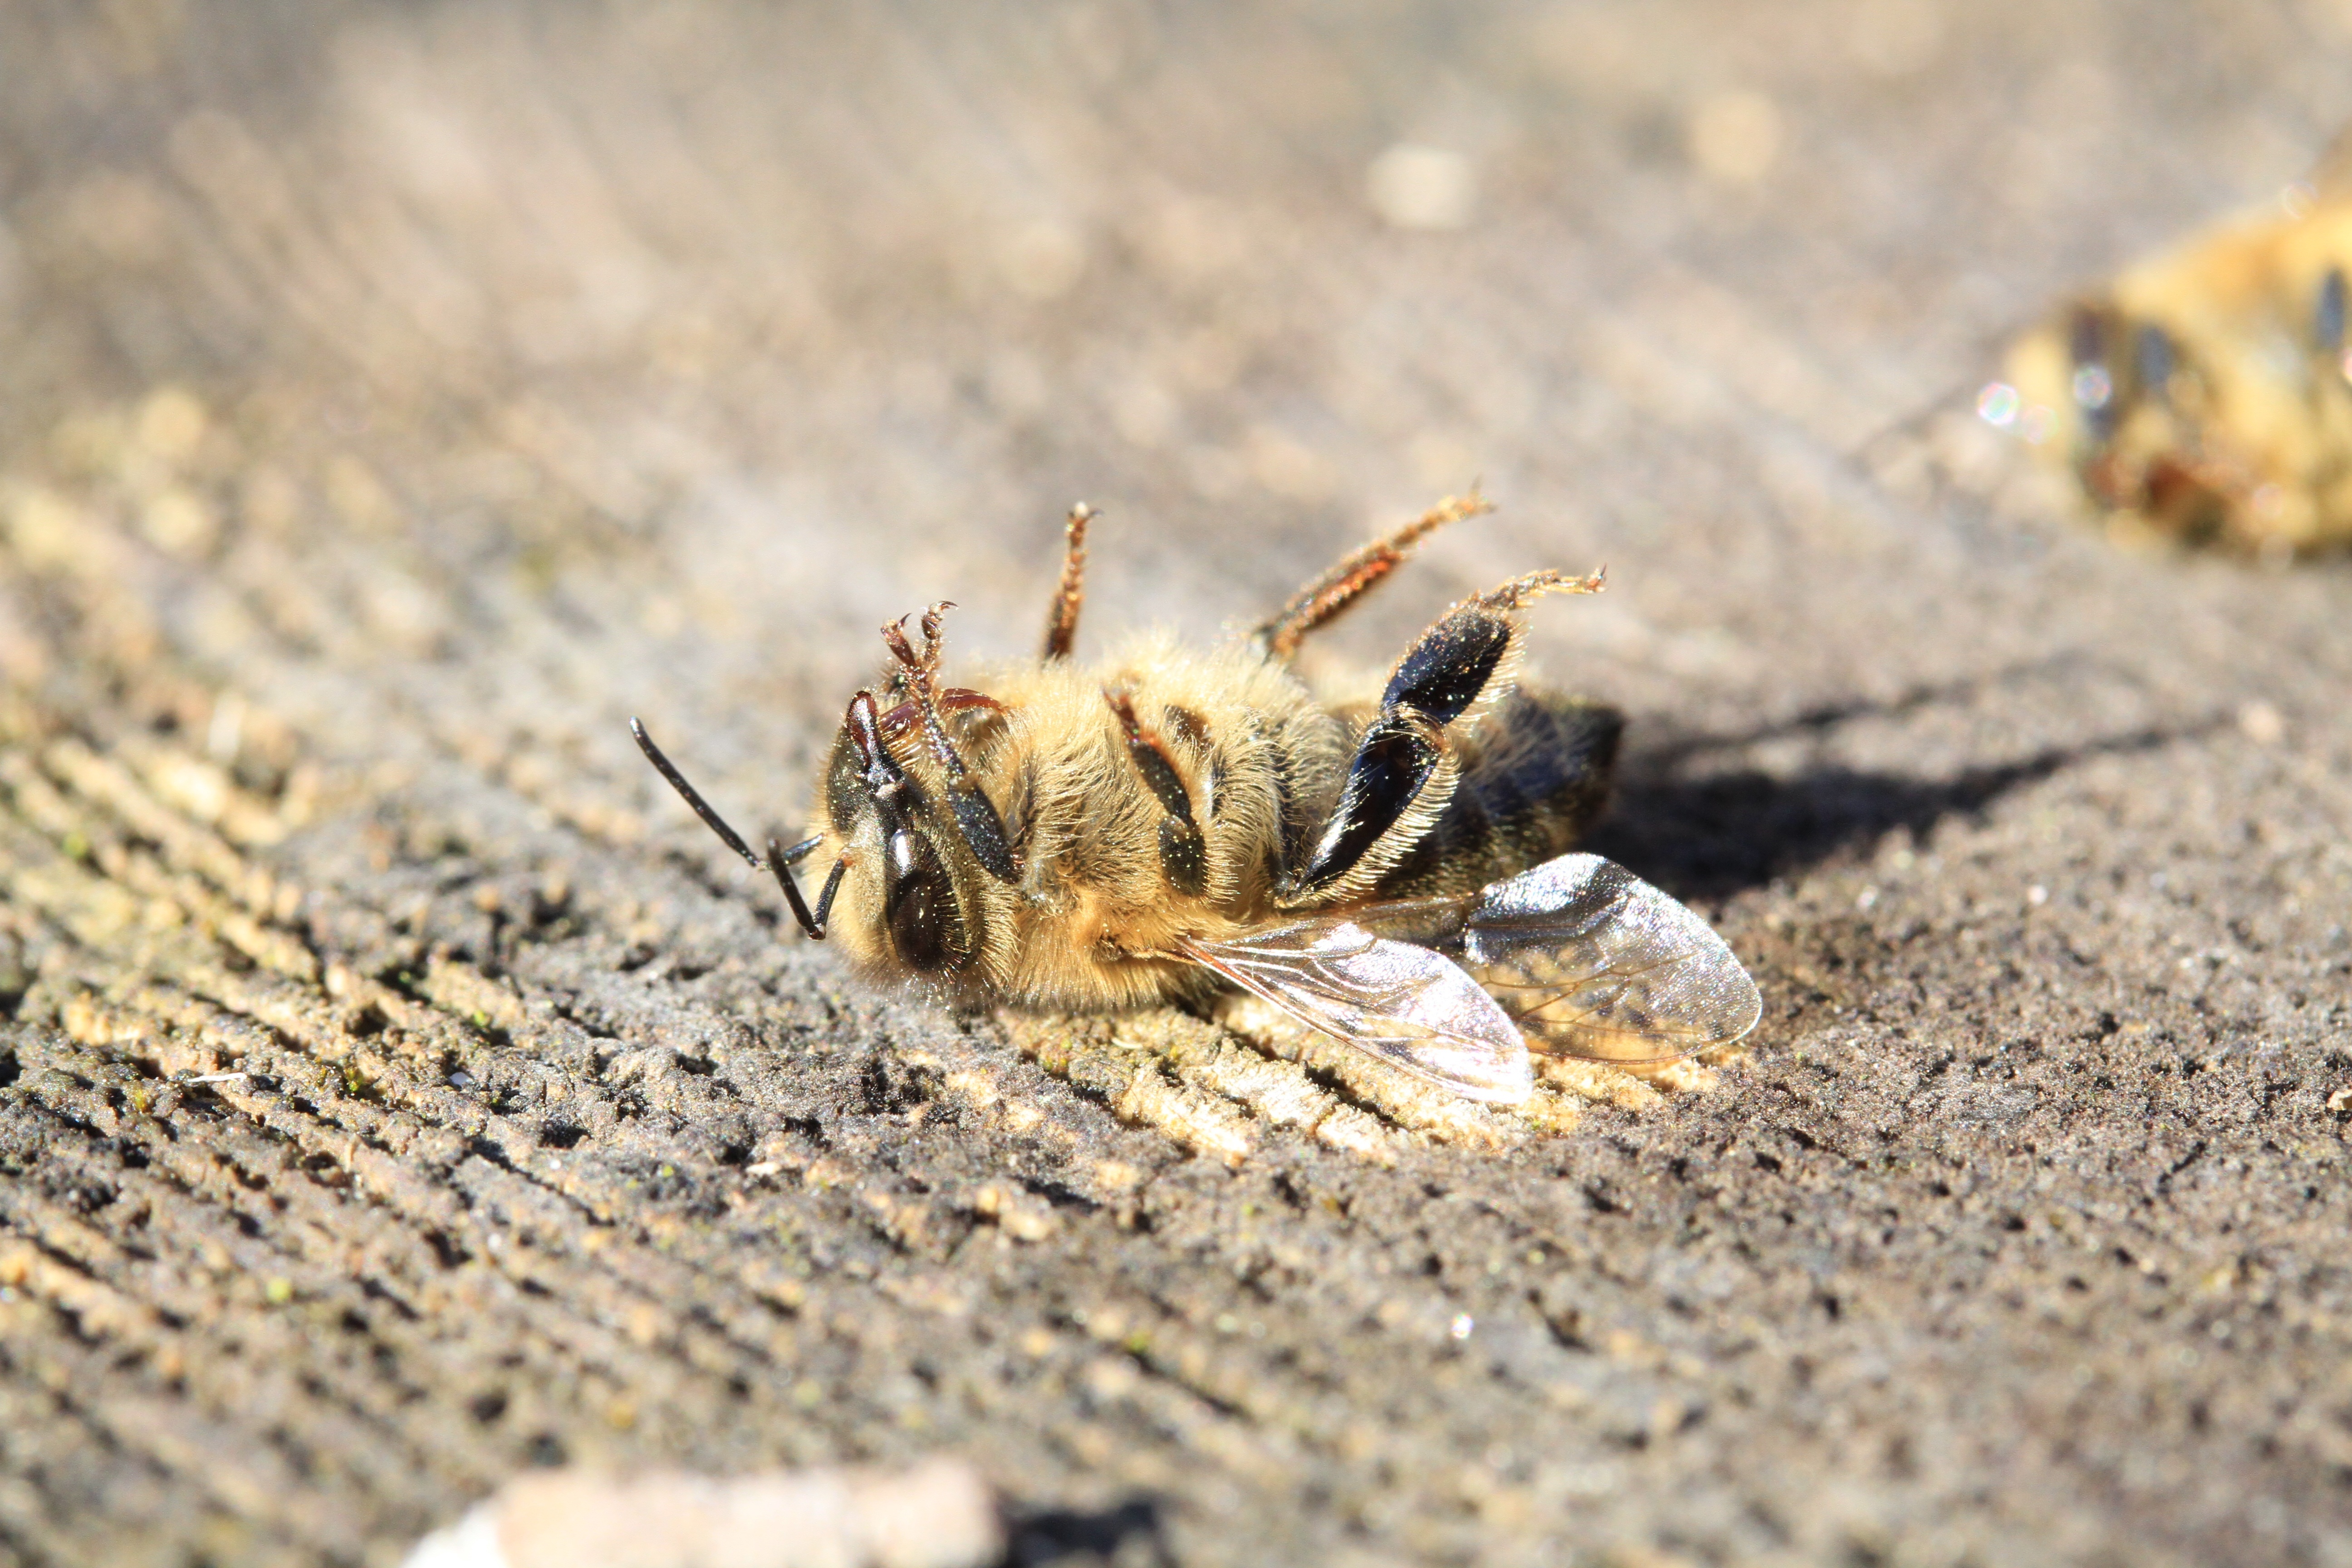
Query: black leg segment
1292,716,1444,896
1382,613,1512,727
1107,689,1208,897
1284,567,1602,900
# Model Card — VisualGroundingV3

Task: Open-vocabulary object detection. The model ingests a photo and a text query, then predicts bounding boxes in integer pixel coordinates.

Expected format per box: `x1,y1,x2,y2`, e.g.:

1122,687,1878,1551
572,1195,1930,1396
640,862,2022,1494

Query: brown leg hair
1253,490,1494,661
1039,501,1096,662
878,687,1004,736
1465,567,1606,615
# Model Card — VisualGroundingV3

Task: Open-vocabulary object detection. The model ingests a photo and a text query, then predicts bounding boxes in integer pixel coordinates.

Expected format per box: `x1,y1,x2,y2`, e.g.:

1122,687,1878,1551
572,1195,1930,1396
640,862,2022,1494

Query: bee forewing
1455,853,1761,1066
1180,921,1535,1104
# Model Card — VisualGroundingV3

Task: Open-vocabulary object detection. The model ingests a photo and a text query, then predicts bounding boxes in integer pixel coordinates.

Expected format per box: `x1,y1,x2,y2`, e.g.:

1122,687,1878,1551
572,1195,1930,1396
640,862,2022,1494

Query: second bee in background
1999,140,2352,556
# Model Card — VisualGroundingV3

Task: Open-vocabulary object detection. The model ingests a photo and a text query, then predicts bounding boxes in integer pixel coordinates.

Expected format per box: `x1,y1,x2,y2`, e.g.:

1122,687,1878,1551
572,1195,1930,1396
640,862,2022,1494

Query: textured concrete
0,4,2348,1565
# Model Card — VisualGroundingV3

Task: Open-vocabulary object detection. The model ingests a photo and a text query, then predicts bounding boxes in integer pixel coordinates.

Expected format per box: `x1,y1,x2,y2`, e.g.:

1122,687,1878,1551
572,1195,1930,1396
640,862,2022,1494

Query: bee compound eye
882,826,970,972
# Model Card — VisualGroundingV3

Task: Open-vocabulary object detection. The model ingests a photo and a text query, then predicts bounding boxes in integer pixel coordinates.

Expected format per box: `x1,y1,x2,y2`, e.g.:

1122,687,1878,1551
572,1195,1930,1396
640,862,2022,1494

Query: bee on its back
634,495,1756,1106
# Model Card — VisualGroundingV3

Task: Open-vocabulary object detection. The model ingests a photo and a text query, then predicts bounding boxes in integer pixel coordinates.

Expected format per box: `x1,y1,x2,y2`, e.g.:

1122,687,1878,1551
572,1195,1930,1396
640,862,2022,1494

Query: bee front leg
1284,568,1603,902
881,606,1024,883
1039,502,1095,662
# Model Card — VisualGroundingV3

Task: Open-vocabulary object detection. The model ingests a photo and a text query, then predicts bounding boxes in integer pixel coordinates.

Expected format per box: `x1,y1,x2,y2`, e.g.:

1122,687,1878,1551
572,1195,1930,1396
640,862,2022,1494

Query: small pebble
402,1458,1003,1568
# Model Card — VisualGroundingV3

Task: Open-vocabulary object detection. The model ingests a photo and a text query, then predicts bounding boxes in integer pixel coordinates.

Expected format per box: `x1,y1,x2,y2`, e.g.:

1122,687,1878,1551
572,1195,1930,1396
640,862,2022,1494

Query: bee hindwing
1451,853,1762,1066
1179,922,1535,1104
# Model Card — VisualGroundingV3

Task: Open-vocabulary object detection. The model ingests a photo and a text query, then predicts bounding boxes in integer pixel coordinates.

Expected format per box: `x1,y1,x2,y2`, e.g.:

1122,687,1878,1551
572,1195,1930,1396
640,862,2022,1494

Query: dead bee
632,495,1760,1105
1997,147,2352,554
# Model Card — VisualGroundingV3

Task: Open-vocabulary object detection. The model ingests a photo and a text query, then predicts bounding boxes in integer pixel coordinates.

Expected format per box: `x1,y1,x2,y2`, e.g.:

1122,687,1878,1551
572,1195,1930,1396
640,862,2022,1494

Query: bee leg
1039,502,1095,662
1284,568,1604,900
1105,688,1209,897
877,687,1004,736
1253,490,1492,660
880,605,1024,883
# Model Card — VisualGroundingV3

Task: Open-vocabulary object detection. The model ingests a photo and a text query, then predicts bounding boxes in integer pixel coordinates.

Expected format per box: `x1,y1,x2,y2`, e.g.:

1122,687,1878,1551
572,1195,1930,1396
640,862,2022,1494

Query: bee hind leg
1253,490,1493,660
1283,568,1604,902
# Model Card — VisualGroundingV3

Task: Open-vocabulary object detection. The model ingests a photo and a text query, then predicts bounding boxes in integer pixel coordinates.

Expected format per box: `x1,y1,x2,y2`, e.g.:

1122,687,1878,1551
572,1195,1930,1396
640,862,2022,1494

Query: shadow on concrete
1004,1495,1175,1567
1588,676,2221,901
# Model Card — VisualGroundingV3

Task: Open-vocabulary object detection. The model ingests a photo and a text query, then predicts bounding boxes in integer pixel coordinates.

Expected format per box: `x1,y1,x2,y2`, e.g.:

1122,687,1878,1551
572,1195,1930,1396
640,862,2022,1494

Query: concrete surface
0,3,2348,1565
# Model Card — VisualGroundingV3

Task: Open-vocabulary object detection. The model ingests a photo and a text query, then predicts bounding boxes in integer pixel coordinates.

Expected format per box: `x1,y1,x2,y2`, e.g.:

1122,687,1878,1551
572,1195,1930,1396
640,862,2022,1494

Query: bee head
2008,298,2239,536
2049,300,2182,461
820,689,985,977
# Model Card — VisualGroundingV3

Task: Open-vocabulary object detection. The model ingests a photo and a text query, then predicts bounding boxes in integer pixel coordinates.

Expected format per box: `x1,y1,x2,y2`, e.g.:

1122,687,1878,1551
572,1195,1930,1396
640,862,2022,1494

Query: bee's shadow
1585,669,2222,904
1004,1496,1174,1567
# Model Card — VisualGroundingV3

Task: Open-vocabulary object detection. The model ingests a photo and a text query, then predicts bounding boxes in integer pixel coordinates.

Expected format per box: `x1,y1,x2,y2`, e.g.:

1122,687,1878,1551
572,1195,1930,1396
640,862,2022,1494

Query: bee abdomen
1475,690,1620,852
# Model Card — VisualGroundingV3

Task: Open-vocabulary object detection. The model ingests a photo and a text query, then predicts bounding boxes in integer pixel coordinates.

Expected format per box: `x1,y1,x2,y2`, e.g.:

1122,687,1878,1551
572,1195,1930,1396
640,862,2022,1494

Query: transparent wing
1442,853,1762,1067
1179,921,1534,1104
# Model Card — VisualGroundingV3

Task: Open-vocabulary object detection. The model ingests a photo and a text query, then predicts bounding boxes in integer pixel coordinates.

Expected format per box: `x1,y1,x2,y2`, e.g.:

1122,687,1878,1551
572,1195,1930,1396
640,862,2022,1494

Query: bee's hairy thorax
819,629,1620,1012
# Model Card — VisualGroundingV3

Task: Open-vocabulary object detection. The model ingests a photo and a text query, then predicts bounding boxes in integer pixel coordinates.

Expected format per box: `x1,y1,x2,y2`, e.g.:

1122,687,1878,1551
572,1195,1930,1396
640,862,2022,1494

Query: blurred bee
1999,149,2352,554
632,495,1759,1106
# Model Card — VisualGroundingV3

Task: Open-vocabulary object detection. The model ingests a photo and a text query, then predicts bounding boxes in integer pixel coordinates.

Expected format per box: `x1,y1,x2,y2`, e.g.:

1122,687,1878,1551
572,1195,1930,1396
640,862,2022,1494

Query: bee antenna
630,718,833,940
